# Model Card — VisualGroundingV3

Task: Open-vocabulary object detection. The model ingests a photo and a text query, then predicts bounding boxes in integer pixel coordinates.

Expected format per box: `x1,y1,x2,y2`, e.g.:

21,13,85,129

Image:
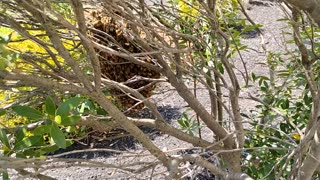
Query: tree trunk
299,131,320,179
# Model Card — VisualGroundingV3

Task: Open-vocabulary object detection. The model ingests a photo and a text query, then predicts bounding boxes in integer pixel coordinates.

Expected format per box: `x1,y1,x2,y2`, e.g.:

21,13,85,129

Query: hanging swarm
87,10,161,111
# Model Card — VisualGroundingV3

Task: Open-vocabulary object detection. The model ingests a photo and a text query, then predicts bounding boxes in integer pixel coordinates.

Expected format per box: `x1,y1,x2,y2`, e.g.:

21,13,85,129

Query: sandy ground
9,1,290,179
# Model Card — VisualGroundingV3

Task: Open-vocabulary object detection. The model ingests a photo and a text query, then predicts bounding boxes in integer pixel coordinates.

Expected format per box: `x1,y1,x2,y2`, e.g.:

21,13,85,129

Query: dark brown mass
87,11,160,111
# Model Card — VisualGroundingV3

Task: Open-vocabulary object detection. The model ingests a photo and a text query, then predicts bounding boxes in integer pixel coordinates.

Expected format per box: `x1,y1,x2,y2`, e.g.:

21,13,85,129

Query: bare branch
0,70,87,94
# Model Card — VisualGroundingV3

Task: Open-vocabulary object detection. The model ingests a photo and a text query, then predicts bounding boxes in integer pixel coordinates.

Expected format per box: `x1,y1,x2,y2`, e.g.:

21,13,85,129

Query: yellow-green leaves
178,0,199,21
54,115,62,124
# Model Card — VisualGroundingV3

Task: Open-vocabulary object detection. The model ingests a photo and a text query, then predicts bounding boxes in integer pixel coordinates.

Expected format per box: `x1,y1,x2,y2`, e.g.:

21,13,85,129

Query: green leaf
78,100,95,114
2,170,9,180
177,119,187,128
260,86,268,92
258,76,269,86
16,128,27,142
41,140,72,153
263,81,269,89
251,73,256,81
50,124,66,148
97,107,107,115
33,125,51,136
43,119,54,125
41,144,60,153
0,109,5,116
12,106,43,120
303,94,312,105
14,136,43,150
17,147,43,157
217,62,224,74
61,116,81,126
184,119,190,127
56,97,82,117
281,99,290,109
45,96,56,116
0,129,10,149
238,45,248,51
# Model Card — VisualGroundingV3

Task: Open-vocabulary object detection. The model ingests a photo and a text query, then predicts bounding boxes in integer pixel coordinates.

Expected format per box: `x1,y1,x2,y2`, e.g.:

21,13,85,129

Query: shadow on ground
48,105,182,159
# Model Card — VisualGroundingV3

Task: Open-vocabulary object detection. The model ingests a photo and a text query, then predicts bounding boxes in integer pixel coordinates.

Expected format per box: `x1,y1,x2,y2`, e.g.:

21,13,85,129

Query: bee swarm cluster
87,10,161,111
